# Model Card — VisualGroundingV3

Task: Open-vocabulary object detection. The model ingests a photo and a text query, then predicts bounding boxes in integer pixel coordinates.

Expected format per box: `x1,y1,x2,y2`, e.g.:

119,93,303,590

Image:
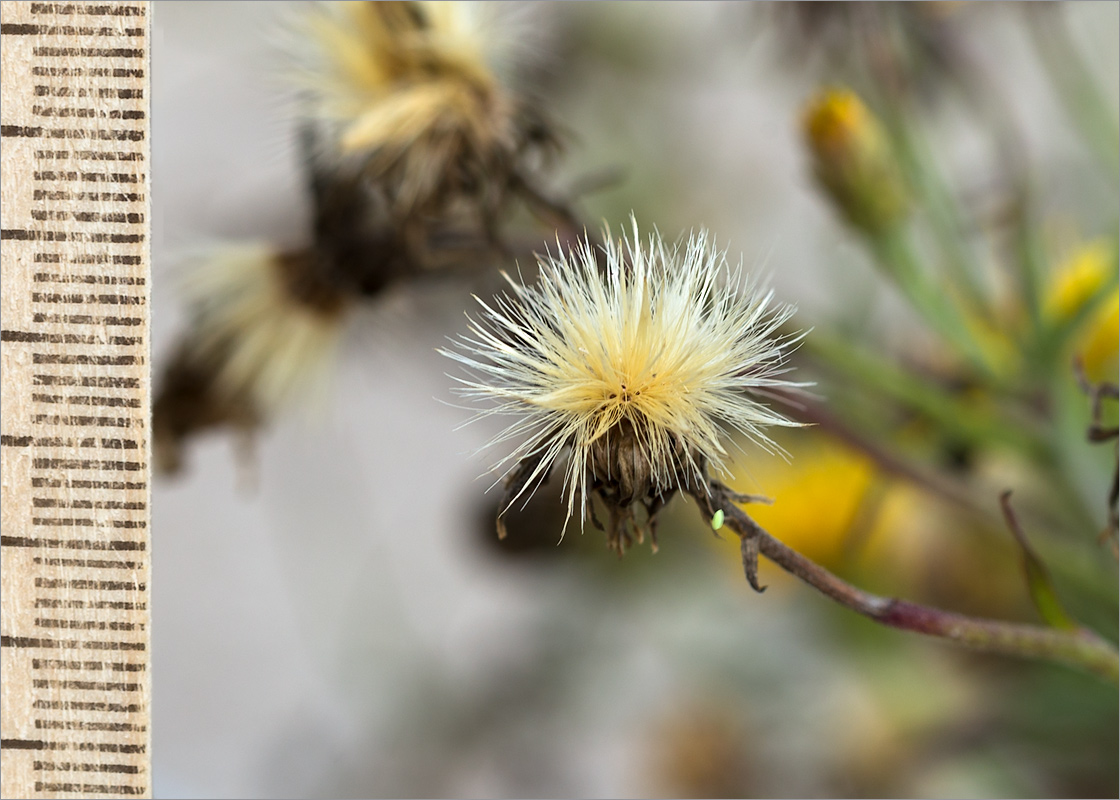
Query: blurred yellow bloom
1080,289,1119,381
720,432,1028,617
803,88,910,234
804,89,871,155
1045,240,1115,320
1045,240,1119,381
724,432,878,571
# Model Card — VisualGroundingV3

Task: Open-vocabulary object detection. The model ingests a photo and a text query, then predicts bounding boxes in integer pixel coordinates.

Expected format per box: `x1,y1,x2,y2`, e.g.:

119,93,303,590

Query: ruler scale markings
2,3,151,798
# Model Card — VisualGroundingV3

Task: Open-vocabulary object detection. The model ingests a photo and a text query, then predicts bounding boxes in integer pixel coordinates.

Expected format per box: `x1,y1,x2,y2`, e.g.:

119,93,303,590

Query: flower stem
804,333,1051,461
771,389,996,520
868,228,997,380
1026,4,1120,175
688,483,1120,684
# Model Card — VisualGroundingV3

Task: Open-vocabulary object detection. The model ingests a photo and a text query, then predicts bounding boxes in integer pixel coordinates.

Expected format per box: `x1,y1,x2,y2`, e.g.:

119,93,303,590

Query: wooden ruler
1,2,152,797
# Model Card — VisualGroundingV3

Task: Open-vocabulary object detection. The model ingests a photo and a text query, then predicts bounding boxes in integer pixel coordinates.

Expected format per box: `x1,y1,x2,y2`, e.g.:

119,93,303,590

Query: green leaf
1000,491,1079,631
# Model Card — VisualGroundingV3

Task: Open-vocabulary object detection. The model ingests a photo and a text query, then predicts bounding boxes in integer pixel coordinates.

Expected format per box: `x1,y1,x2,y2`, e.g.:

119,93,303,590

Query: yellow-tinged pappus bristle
185,245,349,409
442,216,808,552
291,1,555,224
153,244,351,473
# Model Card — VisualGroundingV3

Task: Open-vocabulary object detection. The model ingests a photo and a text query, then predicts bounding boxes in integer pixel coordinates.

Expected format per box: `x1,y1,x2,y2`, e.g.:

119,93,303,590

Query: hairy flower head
443,218,806,552
153,244,350,474
290,1,557,224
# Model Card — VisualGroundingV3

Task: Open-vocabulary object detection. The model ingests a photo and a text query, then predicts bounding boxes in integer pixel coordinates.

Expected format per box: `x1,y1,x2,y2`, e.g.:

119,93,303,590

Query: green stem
691,484,1120,683
883,108,993,321
805,334,1051,461
1027,4,1120,175
1009,191,1049,342
869,228,997,380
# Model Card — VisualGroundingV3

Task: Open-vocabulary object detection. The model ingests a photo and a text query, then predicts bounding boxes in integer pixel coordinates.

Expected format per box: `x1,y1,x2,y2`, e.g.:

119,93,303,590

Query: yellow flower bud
1045,240,1115,321
1080,289,1119,382
803,89,910,234
1045,240,1119,381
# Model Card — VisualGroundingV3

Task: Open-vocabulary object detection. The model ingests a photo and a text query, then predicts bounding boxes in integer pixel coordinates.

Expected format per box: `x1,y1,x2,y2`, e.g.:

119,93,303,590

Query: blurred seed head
761,2,971,102
153,244,350,475
443,216,806,554
290,1,566,232
157,2,564,477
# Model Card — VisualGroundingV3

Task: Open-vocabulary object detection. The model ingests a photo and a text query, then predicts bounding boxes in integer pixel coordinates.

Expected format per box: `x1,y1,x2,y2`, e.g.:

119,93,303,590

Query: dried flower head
292,0,566,231
443,218,807,553
153,244,350,474
155,47,517,477
762,2,968,100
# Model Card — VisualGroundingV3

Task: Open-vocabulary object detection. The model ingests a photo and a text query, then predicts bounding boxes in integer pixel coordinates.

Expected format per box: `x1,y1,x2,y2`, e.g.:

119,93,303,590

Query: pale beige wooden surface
1,3,151,797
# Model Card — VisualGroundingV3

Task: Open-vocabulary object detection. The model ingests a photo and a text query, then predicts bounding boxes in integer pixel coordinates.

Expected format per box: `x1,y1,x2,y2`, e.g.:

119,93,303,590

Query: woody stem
687,483,1120,684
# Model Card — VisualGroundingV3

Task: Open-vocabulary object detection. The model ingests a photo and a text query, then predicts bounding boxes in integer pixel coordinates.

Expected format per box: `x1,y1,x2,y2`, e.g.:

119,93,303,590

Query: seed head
443,218,807,553
290,1,560,226
153,244,350,474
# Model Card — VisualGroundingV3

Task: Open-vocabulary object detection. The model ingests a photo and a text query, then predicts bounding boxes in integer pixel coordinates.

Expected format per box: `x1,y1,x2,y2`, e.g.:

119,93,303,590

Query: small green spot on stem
711,509,725,530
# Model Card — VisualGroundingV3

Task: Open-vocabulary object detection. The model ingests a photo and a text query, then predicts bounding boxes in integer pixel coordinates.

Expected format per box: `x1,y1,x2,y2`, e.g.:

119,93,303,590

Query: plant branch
772,387,999,523
1026,4,1120,175
802,334,1051,461
868,227,997,380
688,482,1120,684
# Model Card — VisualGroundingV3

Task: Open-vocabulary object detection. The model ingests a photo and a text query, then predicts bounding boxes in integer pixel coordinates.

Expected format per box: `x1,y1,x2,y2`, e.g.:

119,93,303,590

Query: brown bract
496,419,707,556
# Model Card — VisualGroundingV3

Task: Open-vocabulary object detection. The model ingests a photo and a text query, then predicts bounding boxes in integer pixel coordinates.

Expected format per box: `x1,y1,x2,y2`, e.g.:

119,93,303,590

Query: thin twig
687,482,1120,683
1073,359,1119,550
1073,358,1120,442
770,387,997,523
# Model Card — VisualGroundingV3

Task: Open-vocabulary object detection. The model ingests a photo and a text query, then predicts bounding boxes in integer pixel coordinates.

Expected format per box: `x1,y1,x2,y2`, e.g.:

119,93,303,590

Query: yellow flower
721,432,1028,616
1045,240,1115,320
725,432,877,570
1080,289,1119,381
803,88,910,234
1045,240,1119,381
804,89,870,154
